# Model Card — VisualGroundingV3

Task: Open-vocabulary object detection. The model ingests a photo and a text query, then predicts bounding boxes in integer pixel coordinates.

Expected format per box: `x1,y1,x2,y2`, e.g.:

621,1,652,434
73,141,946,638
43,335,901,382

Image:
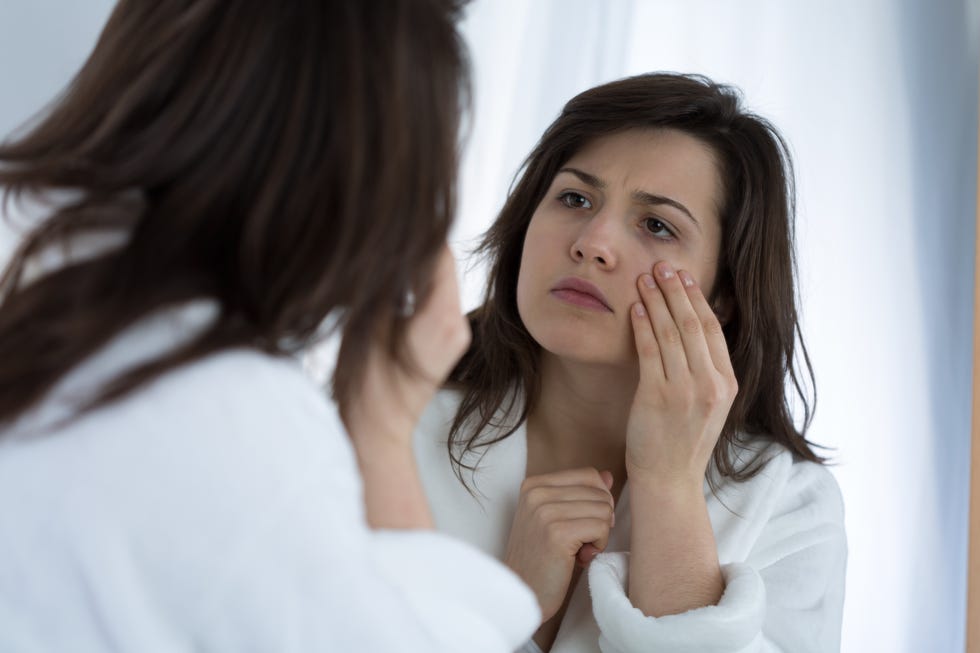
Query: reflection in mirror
449,2,977,652
416,72,845,652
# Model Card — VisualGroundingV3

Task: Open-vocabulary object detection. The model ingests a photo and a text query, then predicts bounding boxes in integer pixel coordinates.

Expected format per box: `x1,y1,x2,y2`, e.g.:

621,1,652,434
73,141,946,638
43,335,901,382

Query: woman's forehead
557,129,723,222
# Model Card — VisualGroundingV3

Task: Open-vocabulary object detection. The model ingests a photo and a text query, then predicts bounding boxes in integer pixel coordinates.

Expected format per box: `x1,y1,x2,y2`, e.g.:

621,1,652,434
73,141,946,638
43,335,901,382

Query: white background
1,2,977,651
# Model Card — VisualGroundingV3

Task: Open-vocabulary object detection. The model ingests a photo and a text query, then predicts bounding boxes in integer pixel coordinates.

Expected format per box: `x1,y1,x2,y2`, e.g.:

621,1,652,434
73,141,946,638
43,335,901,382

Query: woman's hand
389,242,472,429
626,261,738,490
503,468,615,621
344,244,471,447
623,261,730,616
342,244,470,529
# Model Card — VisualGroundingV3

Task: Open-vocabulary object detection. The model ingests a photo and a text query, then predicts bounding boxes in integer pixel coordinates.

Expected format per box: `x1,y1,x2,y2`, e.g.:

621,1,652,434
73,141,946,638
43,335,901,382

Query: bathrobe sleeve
186,357,541,653
586,455,846,653
193,483,541,653
0,349,539,653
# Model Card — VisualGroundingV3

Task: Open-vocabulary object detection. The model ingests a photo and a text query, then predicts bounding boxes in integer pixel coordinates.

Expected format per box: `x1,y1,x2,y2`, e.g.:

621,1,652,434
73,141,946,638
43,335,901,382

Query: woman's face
516,128,724,367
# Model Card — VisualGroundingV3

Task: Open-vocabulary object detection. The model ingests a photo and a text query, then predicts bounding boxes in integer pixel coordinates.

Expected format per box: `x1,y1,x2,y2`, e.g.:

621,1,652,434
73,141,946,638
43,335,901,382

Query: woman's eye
643,217,674,239
558,192,592,209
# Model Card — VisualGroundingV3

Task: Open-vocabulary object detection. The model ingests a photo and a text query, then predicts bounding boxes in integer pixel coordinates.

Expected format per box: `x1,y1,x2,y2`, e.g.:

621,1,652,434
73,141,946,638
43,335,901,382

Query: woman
414,73,846,652
0,1,539,651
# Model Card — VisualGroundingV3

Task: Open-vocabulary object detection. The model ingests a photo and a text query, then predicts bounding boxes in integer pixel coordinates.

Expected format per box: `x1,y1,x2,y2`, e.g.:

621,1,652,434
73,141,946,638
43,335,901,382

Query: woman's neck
525,352,637,489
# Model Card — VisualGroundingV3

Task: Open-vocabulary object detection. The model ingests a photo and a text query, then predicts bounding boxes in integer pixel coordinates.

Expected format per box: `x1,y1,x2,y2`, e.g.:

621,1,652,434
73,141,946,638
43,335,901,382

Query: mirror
0,2,976,651
451,3,978,651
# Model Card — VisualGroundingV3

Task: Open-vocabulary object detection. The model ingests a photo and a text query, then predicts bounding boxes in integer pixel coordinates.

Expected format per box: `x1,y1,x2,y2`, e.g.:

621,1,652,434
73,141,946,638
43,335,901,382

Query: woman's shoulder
113,348,347,464
4,300,352,478
154,347,323,411
716,435,844,523
16,347,329,440
0,335,361,557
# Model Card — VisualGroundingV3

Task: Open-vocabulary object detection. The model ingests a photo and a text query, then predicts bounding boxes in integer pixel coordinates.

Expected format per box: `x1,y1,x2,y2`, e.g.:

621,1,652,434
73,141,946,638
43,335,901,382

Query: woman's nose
570,213,618,269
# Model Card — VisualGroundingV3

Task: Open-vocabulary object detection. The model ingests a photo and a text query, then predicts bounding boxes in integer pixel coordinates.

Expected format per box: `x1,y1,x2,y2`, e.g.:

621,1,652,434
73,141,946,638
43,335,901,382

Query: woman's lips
550,277,613,312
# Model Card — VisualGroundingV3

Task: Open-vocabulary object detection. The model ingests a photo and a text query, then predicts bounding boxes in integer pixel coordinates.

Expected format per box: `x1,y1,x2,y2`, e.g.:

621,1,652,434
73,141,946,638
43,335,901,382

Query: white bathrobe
0,302,539,652
414,390,847,653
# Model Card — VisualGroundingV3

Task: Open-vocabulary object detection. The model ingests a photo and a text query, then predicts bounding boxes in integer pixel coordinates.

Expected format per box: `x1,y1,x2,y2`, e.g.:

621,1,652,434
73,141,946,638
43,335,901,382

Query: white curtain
454,2,979,651
1,2,976,651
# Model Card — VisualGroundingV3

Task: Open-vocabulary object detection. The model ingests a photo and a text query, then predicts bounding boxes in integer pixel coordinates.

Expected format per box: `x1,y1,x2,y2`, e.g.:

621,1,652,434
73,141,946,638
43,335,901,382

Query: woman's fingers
630,288,666,381
535,499,615,529
520,472,615,520
547,517,612,555
637,269,690,380
505,472,617,619
677,270,736,379
406,244,471,383
521,467,614,495
649,262,718,378
576,543,602,568
575,474,614,566
635,262,733,382
523,485,616,513
518,470,617,559
598,470,614,491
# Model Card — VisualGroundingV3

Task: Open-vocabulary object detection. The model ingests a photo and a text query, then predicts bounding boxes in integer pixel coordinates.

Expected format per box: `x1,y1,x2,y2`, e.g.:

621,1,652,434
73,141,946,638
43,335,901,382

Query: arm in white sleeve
184,360,540,653
191,467,540,653
587,458,846,653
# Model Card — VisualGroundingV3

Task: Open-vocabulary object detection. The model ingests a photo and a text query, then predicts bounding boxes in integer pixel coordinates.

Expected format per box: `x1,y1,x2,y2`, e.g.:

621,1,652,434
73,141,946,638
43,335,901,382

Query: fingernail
634,302,645,317
678,270,694,288
657,263,675,279
641,274,656,288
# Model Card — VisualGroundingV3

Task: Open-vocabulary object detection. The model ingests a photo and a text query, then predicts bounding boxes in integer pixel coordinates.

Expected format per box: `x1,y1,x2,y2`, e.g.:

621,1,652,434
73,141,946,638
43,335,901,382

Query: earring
398,288,417,318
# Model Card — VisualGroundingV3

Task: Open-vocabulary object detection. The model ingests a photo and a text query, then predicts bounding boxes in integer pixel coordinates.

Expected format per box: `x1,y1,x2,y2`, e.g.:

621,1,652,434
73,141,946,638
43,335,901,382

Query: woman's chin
526,317,634,368
535,335,635,369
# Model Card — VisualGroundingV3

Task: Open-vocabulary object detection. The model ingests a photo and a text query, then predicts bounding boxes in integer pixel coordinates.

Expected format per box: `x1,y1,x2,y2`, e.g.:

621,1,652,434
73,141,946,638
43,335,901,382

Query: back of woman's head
450,72,823,483
0,0,470,424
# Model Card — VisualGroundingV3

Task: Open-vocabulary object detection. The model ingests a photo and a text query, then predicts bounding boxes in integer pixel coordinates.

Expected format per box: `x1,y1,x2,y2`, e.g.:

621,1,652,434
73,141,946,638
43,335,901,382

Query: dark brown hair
0,0,470,426
448,73,824,484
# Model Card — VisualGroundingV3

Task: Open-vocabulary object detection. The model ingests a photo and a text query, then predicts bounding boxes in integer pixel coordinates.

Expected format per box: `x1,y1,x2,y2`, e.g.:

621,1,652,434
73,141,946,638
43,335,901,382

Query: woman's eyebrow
558,166,702,233
559,166,606,190
632,189,702,233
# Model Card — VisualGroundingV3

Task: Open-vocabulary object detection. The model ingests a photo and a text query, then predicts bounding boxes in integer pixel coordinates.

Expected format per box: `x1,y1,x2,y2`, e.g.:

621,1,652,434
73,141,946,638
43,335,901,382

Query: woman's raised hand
503,468,615,622
344,244,471,446
341,245,470,529
626,261,738,489
396,243,472,424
